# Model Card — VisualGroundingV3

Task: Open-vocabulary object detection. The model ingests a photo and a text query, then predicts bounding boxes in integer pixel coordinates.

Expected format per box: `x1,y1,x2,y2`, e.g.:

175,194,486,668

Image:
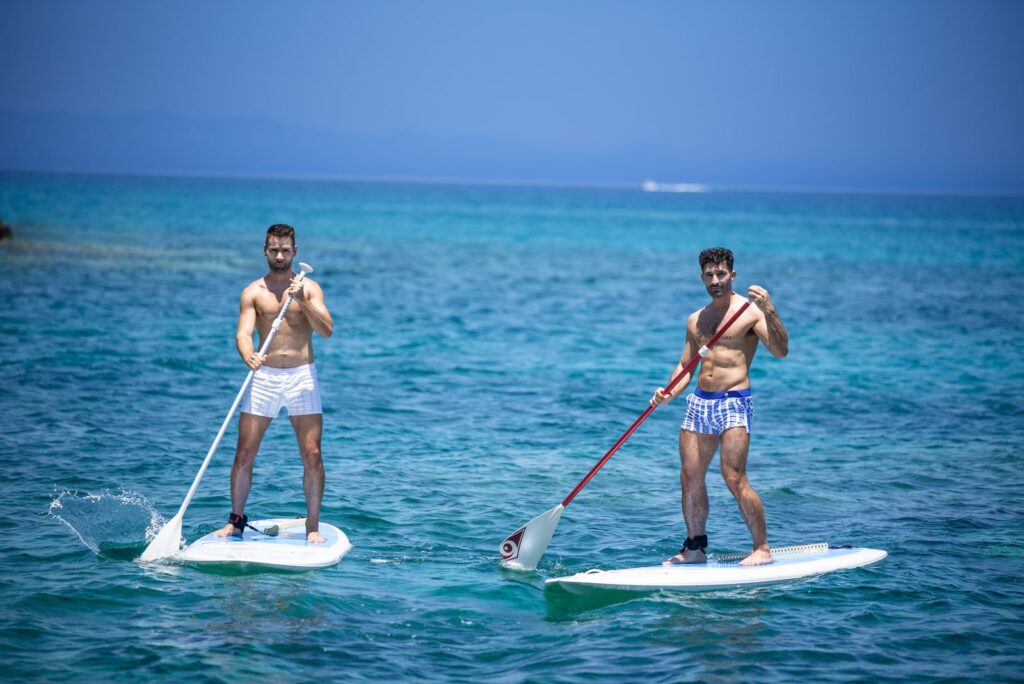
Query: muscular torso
248,277,315,368
689,295,760,392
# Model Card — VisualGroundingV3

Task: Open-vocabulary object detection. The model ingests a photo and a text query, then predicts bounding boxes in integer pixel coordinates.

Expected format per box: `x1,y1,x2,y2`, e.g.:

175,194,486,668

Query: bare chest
253,289,307,329
694,311,757,352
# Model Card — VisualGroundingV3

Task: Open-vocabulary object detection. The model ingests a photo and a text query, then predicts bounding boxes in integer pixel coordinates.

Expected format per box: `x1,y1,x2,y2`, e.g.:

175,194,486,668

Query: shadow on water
496,562,659,618
542,565,895,622
544,582,656,619
173,560,325,577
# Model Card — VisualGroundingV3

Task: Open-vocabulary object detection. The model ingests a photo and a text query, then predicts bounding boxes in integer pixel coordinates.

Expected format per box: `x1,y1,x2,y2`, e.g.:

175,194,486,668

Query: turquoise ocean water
1,172,1022,681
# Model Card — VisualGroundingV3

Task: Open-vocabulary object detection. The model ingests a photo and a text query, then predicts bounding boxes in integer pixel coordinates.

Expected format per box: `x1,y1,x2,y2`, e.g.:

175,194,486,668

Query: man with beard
215,224,334,543
650,247,788,566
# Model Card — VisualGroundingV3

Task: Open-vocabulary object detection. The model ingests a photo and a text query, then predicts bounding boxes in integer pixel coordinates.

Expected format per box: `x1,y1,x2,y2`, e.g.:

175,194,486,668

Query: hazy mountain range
2,109,1020,194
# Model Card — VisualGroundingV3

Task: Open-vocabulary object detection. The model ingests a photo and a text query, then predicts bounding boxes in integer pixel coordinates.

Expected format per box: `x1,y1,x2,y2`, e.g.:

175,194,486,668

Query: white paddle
140,262,314,562
500,300,753,571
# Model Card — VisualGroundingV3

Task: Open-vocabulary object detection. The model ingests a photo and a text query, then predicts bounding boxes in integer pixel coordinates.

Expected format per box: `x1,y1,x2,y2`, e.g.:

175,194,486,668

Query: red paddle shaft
560,300,752,508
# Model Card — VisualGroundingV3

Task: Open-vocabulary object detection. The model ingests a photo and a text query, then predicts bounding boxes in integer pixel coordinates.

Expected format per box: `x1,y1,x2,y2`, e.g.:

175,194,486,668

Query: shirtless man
215,224,334,543
650,247,788,566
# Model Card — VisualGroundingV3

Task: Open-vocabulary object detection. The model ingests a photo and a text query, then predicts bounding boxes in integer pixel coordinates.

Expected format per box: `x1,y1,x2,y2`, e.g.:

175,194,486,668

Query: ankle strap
682,535,708,552
228,512,248,527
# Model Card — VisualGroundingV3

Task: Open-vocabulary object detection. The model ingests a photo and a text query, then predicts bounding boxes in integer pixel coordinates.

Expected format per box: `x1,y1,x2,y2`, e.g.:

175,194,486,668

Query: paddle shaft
168,270,310,521
560,300,751,508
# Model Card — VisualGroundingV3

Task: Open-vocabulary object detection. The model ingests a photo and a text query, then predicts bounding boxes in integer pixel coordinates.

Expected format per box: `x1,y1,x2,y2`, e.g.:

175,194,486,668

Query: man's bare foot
738,548,773,566
214,523,241,538
307,530,325,544
663,548,707,565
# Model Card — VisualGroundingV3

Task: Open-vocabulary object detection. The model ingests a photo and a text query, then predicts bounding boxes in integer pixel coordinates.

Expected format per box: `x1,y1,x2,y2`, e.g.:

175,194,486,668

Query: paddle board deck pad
179,518,352,569
546,545,886,594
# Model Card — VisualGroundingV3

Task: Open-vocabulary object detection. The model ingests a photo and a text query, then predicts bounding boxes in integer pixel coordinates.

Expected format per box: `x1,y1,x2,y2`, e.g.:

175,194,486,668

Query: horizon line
1,167,1022,200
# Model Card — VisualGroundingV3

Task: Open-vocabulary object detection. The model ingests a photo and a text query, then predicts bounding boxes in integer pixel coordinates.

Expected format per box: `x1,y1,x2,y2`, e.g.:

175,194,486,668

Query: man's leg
664,430,719,564
719,426,771,566
290,413,325,543
214,412,272,537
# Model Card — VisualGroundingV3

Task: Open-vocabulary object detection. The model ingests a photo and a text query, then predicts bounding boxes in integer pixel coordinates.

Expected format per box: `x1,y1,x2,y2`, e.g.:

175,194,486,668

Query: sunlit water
1,173,1022,680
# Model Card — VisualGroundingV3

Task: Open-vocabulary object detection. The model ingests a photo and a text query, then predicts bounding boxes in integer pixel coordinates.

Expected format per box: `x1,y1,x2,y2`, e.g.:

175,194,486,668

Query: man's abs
254,325,315,368
258,337,315,368
695,351,751,393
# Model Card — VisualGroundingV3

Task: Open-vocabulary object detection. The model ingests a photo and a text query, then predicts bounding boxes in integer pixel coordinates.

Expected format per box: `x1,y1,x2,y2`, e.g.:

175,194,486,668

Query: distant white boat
641,179,708,193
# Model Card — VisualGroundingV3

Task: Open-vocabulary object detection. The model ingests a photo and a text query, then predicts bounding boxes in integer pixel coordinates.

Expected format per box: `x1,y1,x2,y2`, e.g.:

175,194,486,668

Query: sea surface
1,172,1022,682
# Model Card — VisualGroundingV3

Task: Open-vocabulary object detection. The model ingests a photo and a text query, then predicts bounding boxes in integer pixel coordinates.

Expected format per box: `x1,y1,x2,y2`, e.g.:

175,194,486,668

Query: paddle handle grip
171,270,309,520
560,300,751,508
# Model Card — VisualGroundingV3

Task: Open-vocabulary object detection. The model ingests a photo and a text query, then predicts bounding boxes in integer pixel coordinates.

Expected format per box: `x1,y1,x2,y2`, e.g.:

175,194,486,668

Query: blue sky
2,1,1022,193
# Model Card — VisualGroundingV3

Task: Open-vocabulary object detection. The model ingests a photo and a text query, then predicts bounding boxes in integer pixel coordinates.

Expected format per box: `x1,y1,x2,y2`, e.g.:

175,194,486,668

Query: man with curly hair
650,247,789,566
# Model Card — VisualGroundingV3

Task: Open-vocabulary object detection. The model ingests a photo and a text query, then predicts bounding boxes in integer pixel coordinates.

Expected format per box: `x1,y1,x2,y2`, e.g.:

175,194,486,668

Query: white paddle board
546,544,886,594
179,517,352,570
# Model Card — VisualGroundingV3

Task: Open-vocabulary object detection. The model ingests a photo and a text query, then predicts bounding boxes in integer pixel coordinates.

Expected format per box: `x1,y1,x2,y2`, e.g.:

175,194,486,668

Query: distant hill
1,110,1021,194
0,109,690,186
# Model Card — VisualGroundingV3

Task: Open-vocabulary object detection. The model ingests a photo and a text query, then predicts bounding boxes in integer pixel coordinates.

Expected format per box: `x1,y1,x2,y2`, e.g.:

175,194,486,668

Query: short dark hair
265,224,296,248
699,247,733,271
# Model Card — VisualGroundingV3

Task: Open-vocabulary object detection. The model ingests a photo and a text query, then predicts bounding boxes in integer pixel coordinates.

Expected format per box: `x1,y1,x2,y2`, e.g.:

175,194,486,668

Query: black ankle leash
228,512,280,537
681,534,708,554
228,512,248,536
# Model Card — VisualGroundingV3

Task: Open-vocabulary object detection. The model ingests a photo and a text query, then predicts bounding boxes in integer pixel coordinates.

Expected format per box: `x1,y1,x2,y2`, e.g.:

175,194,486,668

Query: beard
269,259,291,272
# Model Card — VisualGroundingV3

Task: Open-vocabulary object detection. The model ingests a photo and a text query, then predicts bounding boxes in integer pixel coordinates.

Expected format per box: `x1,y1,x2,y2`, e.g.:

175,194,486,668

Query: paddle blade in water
139,514,183,562
500,504,564,571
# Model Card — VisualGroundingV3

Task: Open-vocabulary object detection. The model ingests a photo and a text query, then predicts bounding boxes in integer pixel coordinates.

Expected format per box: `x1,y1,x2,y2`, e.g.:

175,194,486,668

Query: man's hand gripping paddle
140,263,314,562
499,299,752,571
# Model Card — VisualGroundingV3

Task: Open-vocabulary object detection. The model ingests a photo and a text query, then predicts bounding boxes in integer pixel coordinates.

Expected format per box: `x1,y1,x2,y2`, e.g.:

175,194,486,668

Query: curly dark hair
699,247,733,271
265,224,296,248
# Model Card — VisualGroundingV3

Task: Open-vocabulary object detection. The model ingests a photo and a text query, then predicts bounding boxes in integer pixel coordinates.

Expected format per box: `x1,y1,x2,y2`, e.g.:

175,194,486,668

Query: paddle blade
500,504,564,571
139,514,183,562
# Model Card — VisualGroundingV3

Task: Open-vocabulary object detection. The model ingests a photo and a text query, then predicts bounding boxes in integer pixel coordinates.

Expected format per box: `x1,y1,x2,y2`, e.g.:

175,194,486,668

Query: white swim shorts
241,363,322,418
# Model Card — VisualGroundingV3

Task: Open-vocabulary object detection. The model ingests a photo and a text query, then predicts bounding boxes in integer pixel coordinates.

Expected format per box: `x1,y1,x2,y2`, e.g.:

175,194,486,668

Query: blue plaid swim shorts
680,388,753,435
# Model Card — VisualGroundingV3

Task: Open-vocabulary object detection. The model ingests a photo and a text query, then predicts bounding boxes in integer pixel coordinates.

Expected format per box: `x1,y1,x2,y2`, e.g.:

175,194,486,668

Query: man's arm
236,286,261,369
748,285,789,358
650,316,699,406
292,278,334,338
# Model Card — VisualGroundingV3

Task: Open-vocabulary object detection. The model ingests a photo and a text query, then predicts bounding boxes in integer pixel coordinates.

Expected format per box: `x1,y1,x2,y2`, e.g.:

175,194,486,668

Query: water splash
48,489,164,558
